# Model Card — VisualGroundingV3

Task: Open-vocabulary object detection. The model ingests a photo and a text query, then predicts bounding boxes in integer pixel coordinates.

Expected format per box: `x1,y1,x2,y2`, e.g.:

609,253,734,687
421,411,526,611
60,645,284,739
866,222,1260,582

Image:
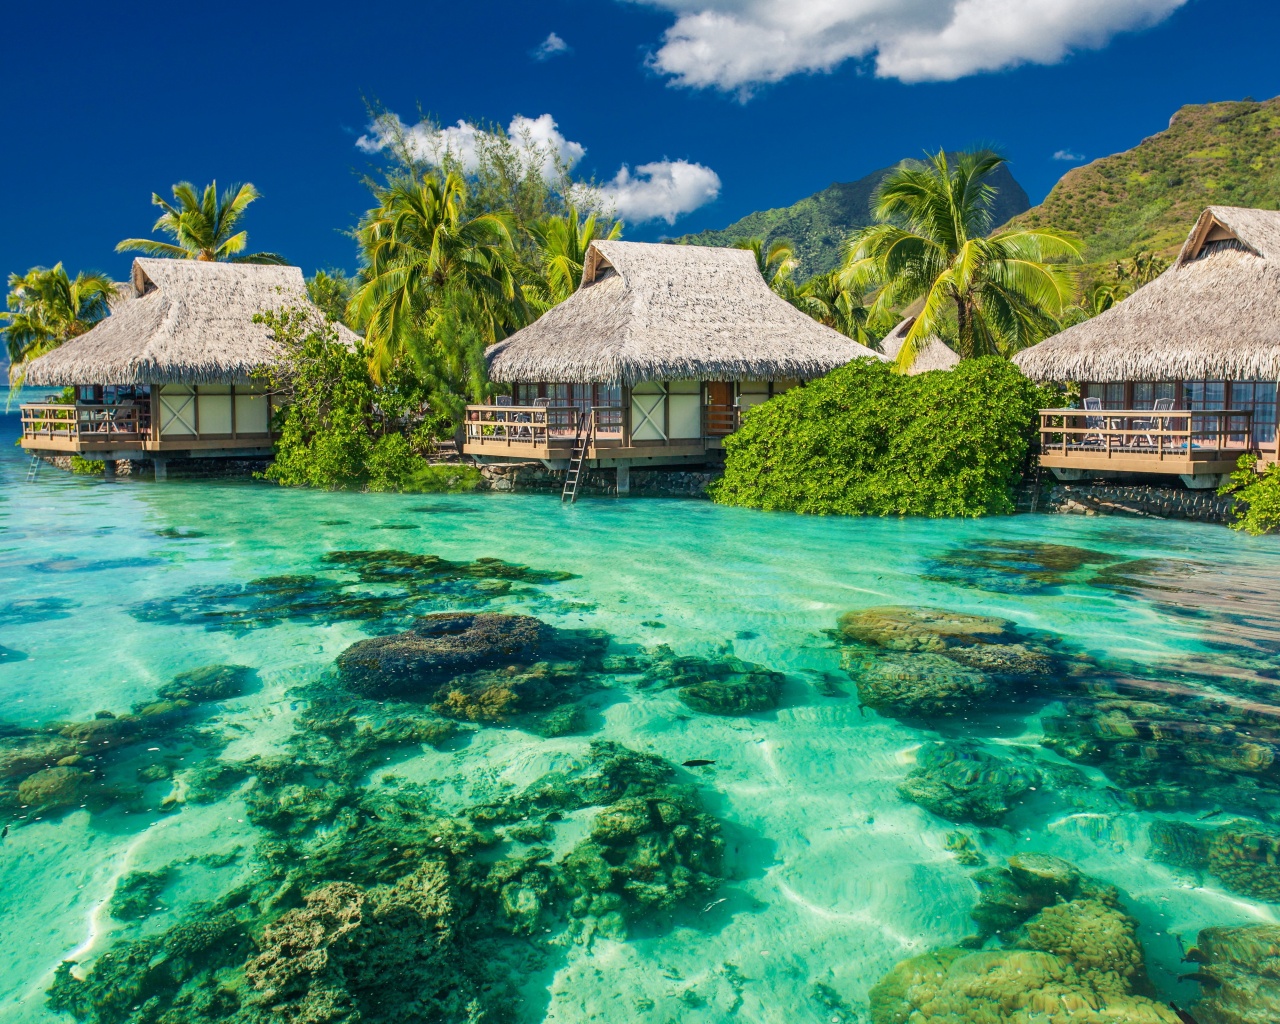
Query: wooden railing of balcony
703,407,740,437
464,405,579,447
21,404,151,444
1038,408,1253,461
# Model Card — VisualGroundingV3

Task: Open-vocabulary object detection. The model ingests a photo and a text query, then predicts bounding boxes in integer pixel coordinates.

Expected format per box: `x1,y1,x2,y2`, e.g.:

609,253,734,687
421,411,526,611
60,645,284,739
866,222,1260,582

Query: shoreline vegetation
4,117,1279,530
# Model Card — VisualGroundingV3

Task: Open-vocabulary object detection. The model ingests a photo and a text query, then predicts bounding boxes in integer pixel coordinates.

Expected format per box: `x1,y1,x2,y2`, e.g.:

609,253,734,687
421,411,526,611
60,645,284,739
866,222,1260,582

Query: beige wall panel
668,379,700,395
235,392,270,434
740,381,770,394
632,381,666,395
739,393,771,412
669,394,701,438
198,391,232,435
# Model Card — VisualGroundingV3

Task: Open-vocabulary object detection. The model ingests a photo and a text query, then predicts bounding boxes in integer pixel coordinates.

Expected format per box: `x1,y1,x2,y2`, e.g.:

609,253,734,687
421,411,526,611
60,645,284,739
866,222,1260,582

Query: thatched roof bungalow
19,259,350,476
1013,206,1280,484
468,240,881,479
880,317,960,375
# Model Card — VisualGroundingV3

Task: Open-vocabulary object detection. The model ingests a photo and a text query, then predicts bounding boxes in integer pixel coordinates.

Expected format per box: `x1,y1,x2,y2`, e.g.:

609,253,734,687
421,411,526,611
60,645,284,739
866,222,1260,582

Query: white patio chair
1130,397,1175,449
1082,396,1105,447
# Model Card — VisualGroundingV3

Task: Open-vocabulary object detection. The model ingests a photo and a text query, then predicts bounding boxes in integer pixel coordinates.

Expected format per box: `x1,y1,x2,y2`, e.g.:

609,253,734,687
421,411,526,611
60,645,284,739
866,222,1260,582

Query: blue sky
3,0,1279,283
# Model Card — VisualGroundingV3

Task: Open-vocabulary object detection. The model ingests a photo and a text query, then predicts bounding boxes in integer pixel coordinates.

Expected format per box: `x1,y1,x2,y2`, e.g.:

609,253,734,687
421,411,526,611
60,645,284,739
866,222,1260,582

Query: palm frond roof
880,317,961,374
20,259,357,386
485,240,884,385
1014,206,1280,382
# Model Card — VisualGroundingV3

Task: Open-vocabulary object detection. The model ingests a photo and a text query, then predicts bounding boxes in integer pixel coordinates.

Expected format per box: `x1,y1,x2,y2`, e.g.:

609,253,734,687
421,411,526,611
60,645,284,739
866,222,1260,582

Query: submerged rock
846,651,996,717
1190,924,1280,1024
1151,818,1280,902
108,869,171,921
158,665,255,703
337,613,552,699
640,647,785,716
18,766,88,812
898,743,1040,825
869,855,1178,1024
838,606,1017,652
923,540,1122,595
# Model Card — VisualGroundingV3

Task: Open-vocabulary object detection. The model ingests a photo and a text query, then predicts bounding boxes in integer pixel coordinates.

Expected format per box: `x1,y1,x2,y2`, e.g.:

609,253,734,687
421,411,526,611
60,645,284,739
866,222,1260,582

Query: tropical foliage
254,307,476,491
117,181,286,264
732,237,798,293
1220,455,1280,535
841,150,1080,368
709,357,1052,517
2,263,115,380
306,269,355,325
788,270,882,345
527,204,620,309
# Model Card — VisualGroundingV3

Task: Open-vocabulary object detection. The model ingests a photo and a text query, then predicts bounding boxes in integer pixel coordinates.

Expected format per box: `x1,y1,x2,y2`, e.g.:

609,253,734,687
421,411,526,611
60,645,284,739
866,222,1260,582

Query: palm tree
117,181,286,264
526,204,621,310
1114,250,1169,289
3,264,115,382
841,150,1080,369
733,237,798,294
348,171,521,378
789,270,881,345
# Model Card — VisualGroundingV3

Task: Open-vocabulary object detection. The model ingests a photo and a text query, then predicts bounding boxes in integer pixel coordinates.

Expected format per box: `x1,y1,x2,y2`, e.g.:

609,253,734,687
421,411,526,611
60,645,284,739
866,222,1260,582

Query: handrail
1039,407,1254,460
20,403,152,442
465,404,625,446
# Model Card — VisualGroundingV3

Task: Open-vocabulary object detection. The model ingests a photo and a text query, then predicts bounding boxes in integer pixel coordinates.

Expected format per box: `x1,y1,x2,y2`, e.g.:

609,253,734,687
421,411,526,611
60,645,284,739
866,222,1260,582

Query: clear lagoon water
1,387,1277,1022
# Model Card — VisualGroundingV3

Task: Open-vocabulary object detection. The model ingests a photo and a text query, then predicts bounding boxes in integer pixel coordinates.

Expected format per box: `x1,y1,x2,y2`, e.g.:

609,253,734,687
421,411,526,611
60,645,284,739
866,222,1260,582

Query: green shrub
69,455,103,475
1219,454,1280,534
709,357,1052,517
400,463,482,493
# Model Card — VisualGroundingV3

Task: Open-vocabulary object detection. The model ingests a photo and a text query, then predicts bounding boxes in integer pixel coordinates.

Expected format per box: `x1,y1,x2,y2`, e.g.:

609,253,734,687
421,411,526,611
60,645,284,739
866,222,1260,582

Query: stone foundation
1045,482,1237,524
477,461,716,498
34,454,269,481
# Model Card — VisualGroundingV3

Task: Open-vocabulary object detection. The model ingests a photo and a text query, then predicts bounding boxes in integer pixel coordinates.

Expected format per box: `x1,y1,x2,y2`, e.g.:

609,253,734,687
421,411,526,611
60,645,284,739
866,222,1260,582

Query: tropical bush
709,358,1052,517
253,308,451,491
1220,455,1280,535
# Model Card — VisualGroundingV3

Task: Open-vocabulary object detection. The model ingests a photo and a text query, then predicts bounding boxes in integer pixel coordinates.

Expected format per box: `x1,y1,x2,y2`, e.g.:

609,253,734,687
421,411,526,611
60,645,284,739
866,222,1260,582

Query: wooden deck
462,404,735,465
1037,407,1260,477
19,403,273,454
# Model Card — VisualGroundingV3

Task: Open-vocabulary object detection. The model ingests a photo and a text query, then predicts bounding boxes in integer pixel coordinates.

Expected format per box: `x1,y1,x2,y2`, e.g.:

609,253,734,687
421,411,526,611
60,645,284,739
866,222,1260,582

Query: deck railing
20,403,151,444
464,405,579,447
704,407,740,437
1038,407,1253,461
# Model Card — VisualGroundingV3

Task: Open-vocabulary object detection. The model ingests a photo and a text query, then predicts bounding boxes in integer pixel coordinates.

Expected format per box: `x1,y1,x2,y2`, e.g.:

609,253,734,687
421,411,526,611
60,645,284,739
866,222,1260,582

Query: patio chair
1129,397,1175,449
1081,396,1105,447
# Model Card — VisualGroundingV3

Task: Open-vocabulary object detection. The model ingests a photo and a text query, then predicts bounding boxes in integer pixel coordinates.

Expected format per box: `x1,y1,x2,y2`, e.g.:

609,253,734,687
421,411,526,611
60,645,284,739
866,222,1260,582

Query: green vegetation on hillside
1007,97,1280,267
677,159,1030,279
709,358,1052,517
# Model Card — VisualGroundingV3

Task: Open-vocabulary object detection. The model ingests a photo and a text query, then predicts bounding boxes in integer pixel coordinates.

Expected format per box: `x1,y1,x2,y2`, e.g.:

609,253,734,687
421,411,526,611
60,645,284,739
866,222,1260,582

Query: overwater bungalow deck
15,258,354,477
1016,206,1280,486
464,239,883,483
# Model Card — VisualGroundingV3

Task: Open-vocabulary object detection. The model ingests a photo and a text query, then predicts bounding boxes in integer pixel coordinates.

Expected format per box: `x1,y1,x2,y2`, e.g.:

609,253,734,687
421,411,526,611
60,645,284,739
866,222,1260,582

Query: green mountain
674,159,1031,279
1007,97,1280,266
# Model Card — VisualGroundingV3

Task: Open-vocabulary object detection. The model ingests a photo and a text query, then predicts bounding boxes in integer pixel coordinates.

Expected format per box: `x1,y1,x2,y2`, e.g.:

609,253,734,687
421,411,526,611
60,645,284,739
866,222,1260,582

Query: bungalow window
1083,383,1126,409
1131,383,1175,409
1225,381,1278,447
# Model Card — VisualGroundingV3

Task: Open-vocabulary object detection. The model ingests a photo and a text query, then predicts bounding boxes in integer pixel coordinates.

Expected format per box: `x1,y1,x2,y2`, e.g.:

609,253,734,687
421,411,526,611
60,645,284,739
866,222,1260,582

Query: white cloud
627,0,1188,91
1053,149,1086,162
573,160,721,225
533,31,571,60
356,113,586,181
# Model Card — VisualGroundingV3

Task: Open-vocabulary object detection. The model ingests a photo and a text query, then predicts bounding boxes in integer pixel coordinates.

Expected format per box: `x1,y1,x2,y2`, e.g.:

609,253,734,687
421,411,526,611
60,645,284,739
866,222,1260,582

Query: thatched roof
485,240,883,385
881,317,961,374
20,259,357,386
1014,206,1280,382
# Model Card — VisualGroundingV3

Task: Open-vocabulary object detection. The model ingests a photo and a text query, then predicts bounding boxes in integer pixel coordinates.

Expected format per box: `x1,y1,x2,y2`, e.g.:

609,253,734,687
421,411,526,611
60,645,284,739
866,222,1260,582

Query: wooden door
705,382,735,436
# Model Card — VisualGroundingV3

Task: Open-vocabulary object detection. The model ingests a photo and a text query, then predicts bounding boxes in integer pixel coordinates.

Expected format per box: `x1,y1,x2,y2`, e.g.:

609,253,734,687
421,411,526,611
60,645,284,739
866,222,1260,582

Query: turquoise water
1,387,1278,1022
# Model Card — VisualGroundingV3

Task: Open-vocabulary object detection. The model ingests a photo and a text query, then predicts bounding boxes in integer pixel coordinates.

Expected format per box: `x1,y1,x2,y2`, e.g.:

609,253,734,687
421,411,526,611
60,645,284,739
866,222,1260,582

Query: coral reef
868,855,1178,1024
1190,924,1280,1024
158,665,255,703
899,743,1040,825
640,647,785,716
337,613,552,699
923,540,1122,595
131,549,573,633
1148,818,1280,902
18,766,88,812
836,606,1065,718
108,870,171,921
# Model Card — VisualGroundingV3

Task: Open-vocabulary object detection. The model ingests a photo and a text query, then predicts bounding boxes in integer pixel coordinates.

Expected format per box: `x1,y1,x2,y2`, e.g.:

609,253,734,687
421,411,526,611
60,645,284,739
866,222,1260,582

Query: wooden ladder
561,410,591,504
25,454,41,483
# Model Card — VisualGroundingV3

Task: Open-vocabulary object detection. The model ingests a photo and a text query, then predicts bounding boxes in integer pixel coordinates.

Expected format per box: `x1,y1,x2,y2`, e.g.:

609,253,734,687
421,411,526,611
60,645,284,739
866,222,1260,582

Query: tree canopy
2,263,115,382
117,181,287,264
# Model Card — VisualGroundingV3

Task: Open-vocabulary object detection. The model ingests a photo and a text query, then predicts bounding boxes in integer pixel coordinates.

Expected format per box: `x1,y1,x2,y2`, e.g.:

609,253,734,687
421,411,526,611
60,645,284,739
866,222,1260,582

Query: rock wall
34,455,269,481
1045,482,1237,524
477,461,716,499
